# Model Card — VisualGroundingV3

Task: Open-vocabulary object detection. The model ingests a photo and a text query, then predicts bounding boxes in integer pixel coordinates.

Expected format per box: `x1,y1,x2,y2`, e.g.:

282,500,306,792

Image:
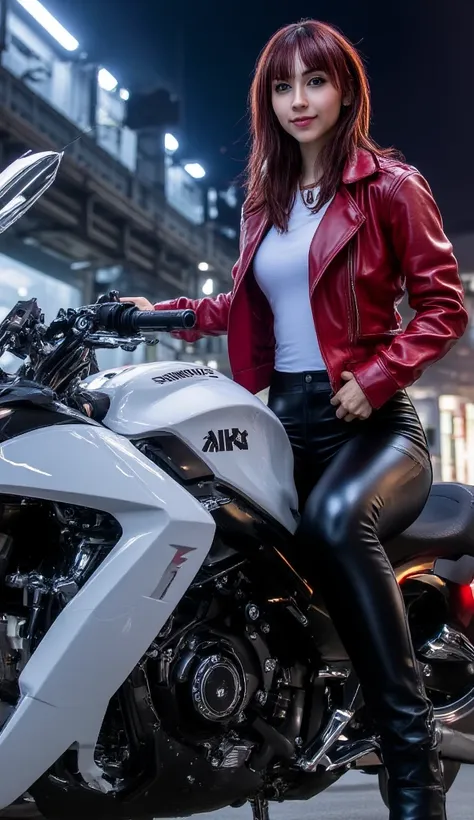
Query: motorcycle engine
149,628,262,744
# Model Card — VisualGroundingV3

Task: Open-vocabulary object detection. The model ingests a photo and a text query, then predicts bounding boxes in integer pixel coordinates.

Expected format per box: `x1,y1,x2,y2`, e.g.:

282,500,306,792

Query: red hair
245,20,400,232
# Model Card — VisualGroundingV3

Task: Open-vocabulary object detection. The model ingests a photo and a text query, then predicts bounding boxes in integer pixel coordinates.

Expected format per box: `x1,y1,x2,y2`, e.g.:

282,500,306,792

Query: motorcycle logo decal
152,545,195,601
152,367,219,385
202,428,249,453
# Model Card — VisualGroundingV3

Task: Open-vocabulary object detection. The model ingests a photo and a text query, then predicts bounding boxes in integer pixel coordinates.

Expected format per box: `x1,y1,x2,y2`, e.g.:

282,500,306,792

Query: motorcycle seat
386,482,474,565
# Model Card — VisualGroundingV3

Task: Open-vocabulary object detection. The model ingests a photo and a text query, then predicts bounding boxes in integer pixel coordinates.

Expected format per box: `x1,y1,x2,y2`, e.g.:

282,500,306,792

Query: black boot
384,738,446,820
390,790,445,820
388,784,446,820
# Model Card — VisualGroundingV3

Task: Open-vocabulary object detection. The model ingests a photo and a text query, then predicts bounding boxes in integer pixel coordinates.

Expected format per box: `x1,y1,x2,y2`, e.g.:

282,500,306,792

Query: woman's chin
293,129,324,144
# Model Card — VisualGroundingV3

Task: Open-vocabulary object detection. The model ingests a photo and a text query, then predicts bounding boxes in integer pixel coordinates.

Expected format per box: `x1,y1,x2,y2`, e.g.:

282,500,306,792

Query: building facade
0,0,236,373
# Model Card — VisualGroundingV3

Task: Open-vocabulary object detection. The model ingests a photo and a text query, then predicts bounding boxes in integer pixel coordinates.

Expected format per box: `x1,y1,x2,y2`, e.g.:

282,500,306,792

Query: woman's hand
330,371,373,422
119,297,154,311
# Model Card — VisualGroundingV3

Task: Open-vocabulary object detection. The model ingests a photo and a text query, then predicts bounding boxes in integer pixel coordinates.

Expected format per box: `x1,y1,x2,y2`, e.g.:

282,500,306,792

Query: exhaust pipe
438,725,474,764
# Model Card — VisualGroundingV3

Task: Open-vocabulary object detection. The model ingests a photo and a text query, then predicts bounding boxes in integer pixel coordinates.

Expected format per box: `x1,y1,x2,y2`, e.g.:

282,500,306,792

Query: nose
292,84,309,110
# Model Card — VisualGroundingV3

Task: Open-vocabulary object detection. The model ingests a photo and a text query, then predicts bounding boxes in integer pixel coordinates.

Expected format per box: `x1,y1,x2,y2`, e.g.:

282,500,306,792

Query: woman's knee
299,481,366,551
297,435,432,556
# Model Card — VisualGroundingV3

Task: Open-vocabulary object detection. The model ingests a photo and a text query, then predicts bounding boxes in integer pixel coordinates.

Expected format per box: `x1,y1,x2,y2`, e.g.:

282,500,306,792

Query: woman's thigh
300,430,433,551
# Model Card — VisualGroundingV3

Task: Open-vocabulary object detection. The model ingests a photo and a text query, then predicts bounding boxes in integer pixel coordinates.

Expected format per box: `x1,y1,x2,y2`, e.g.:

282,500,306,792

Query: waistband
270,369,331,391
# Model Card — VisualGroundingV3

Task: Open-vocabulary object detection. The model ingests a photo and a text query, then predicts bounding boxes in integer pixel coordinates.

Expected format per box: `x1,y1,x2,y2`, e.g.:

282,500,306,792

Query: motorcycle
0,152,472,820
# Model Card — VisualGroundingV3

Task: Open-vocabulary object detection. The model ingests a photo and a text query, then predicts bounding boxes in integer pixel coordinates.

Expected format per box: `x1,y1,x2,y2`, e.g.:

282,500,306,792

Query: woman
123,20,468,819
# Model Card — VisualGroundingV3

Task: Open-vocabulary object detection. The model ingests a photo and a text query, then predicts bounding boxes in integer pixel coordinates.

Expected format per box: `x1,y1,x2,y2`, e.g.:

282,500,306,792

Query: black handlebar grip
132,309,196,332
97,303,196,335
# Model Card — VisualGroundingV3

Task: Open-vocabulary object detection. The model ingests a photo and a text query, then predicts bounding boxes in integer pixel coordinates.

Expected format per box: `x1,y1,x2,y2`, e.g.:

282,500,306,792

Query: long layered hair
245,20,399,232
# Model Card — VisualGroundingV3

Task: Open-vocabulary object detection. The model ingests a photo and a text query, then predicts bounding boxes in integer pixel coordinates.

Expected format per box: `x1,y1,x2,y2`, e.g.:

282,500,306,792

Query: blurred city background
0,0,473,484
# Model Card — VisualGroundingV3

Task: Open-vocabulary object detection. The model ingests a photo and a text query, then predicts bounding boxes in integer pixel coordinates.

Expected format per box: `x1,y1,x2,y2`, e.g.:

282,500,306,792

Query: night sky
48,0,474,235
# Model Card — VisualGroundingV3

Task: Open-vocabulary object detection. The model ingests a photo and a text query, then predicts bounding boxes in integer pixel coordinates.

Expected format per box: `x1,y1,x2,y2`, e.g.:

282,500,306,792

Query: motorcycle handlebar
96,304,196,335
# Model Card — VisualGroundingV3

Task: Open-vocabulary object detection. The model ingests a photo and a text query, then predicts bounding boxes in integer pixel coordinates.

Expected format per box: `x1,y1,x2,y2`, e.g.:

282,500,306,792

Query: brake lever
84,331,158,350
84,332,138,349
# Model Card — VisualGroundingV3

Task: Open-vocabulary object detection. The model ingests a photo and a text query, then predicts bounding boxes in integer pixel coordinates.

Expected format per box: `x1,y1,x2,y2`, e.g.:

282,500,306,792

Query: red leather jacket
156,149,468,409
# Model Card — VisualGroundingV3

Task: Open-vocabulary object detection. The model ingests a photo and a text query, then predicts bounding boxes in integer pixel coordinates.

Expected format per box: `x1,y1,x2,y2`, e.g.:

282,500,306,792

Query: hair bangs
267,24,343,88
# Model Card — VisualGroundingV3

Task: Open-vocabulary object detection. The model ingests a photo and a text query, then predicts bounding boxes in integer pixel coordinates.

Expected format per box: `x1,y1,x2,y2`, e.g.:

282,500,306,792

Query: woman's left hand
330,371,373,422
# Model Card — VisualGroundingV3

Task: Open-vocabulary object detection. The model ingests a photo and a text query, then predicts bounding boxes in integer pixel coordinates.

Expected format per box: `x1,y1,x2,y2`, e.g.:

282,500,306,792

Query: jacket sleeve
154,289,233,344
352,171,469,409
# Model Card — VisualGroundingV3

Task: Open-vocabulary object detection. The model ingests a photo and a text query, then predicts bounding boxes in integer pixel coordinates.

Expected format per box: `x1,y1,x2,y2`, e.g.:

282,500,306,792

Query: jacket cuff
351,357,401,409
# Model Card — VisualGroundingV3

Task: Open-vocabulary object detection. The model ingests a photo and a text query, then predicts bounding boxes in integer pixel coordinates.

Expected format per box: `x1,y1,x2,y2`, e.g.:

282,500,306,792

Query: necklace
299,181,318,208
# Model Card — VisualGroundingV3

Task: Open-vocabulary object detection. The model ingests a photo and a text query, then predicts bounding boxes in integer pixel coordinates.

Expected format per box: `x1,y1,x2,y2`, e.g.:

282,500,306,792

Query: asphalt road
185,766,472,820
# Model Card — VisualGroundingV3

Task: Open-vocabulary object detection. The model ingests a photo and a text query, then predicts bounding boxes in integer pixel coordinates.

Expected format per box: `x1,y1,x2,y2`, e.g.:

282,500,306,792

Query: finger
351,407,372,421
336,405,349,419
344,413,358,422
330,386,349,406
359,409,372,420
341,371,354,381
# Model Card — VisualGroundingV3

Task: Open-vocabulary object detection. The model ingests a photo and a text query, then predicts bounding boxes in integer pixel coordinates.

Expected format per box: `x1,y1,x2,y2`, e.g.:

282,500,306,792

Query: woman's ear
342,82,353,108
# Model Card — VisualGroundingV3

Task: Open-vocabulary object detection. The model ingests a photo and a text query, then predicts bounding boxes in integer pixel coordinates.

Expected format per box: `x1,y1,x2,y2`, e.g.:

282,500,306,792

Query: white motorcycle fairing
0,423,215,808
84,360,298,533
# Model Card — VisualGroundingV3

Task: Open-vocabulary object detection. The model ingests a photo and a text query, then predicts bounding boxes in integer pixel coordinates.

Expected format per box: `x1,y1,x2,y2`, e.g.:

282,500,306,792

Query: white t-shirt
253,189,332,372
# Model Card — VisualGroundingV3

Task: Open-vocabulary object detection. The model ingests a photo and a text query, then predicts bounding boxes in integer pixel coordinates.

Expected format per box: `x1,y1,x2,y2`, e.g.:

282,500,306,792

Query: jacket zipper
310,279,336,391
308,226,362,392
348,243,360,343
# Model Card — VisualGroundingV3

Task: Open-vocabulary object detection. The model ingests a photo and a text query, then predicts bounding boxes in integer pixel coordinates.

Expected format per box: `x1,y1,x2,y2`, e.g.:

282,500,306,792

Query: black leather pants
268,370,446,820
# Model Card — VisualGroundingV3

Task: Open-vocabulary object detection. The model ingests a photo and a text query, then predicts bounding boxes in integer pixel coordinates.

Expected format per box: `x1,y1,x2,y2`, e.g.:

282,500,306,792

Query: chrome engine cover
191,653,247,722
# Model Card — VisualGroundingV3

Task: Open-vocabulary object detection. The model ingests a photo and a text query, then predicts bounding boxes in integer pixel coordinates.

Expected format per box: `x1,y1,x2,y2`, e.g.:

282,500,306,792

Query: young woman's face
271,52,344,147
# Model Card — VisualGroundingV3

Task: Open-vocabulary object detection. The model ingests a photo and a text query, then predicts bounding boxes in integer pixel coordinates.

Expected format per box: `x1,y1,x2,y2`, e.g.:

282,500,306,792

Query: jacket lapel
309,185,365,293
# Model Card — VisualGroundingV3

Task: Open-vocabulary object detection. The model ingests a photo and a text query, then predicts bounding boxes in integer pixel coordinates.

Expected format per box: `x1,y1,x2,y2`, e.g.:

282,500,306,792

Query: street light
184,162,206,180
15,0,79,51
98,68,118,92
202,278,214,295
164,133,179,153
198,262,209,272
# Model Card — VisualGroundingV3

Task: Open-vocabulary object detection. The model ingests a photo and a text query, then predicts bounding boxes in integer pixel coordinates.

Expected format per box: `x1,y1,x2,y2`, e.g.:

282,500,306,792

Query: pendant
306,189,314,205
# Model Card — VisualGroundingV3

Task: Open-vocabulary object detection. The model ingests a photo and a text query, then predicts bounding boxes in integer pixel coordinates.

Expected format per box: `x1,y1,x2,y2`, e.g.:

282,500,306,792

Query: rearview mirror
0,150,63,234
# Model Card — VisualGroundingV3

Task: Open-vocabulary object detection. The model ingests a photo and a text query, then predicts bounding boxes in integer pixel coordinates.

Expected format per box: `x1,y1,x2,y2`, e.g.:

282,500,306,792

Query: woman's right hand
119,297,154,311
